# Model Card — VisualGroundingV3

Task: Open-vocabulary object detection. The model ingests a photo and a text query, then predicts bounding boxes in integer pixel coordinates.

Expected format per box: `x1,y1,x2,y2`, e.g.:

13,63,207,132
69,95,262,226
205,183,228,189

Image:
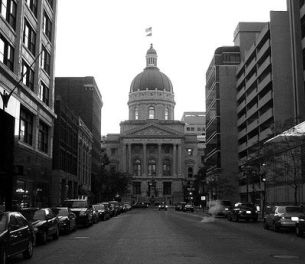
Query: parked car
123,203,132,212
109,201,121,216
227,203,258,222
51,207,77,234
92,207,99,224
183,203,194,212
295,215,305,237
132,202,149,209
208,200,232,217
175,202,186,211
20,208,59,244
101,202,112,219
63,199,93,227
93,204,110,221
0,211,34,263
158,203,168,211
264,205,305,232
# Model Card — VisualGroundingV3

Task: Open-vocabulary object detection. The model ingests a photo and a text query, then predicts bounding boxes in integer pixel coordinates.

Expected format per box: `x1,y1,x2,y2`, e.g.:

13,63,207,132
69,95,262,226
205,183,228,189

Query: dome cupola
128,44,175,121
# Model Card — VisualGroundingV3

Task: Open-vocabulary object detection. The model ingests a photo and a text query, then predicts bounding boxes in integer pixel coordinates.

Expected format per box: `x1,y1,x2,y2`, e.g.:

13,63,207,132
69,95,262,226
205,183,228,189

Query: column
158,144,162,177
178,144,182,177
173,144,176,177
128,143,132,174
122,143,127,172
143,143,147,176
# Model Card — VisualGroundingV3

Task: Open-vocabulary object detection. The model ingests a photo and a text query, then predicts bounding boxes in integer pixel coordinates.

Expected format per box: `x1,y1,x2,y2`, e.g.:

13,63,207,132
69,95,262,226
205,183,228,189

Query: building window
188,167,193,178
133,159,141,176
133,182,141,195
0,34,14,71
186,127,190,131
23,19,36,56
148,106,155,119
39,81,49,105
187,148,193,156
41,45,51,74
134,107,138,120
43,11,52,41
19,107,33,145
25,0,37,17
110,148,116,156
0,0,17,29
165,107,169,120
163,182,171,195
148,159,156,176
38,121,49,153
162,159,171,176
22,60,34,90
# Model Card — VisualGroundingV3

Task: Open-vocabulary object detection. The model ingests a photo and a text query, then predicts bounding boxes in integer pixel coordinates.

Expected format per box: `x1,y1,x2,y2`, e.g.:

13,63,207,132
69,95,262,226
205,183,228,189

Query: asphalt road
10,208,305,264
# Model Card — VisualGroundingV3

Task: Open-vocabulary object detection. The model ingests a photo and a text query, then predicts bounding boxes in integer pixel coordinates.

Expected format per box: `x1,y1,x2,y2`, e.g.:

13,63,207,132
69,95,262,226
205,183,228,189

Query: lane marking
74,236,89,239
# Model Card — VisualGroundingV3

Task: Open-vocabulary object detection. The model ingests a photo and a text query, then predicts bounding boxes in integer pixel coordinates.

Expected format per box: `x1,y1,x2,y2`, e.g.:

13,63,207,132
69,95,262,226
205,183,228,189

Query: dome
147,45,157,55
130,67,173,93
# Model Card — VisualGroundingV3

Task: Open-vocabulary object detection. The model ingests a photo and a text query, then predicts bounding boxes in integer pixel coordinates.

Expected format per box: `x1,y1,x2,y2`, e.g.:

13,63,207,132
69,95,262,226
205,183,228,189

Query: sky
55,0,287,135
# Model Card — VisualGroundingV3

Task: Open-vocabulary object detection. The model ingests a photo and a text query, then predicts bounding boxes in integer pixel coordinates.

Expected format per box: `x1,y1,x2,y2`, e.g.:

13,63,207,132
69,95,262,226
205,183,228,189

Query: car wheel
252,217,258,222
53,226,59,240
1,247,7,264
273,222,279,232
227,215,232,221
23,240,33,259
41,231,47,244
296,225,303,237
263,220,269,230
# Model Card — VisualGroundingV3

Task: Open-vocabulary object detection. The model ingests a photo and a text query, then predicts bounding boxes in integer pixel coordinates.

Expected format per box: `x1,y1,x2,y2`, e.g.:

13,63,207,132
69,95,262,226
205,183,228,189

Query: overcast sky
55,0,287,135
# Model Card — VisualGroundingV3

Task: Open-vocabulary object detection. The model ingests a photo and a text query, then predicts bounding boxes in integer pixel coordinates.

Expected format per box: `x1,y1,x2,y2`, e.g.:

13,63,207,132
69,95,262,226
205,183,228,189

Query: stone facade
104,45,199,204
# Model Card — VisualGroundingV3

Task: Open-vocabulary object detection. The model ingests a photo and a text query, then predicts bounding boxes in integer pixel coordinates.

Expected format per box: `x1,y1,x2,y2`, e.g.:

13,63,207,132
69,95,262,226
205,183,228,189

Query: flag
146,32,152,37
145,27,152,33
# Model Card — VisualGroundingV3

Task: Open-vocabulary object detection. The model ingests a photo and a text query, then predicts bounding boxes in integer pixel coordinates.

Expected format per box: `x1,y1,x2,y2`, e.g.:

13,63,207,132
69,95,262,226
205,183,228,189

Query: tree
92,153,132,202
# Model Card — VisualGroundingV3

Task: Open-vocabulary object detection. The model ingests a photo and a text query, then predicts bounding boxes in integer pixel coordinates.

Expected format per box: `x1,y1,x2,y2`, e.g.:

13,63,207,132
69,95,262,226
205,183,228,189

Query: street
10,208,305,264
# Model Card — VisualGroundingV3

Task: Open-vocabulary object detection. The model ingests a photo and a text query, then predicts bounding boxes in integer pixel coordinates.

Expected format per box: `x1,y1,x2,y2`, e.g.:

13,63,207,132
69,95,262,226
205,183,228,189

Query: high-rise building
181,111,206,166
54,76,103,194
235,12,297,202
0,0,57,207
287,0,305,121
205,46,241,202
104,45,199,204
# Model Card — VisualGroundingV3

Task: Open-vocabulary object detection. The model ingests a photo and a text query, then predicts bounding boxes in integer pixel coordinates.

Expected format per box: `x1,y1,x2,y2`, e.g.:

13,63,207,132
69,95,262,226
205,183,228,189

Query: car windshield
0,213,8,232
33,210,46,220
221,201,232,206
64,201,88,208
286,207,304,213
56,209,68,216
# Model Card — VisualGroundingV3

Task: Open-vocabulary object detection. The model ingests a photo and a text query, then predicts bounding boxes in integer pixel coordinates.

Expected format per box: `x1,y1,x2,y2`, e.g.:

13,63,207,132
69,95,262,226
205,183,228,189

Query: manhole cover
272,255,299,259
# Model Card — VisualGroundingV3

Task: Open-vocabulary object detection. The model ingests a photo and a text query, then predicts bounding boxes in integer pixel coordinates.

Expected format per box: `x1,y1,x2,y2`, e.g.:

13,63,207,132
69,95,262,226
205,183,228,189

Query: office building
0,0,57,207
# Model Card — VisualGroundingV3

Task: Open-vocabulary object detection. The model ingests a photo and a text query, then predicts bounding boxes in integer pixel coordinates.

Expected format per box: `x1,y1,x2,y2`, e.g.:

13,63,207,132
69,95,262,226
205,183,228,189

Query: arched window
133,159,141,176
148,106,155,119
134,107,139,120
188,167,193,178
148,159,156,176
165,107,169,120
162,159,171,176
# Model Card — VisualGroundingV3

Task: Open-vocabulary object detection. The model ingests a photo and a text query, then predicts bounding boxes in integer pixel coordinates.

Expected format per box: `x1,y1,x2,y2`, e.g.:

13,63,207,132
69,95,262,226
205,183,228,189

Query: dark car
101,202,112,219
175,202,186,211
183,203,194,212
51,207,77,234
63,199,93,227
109,201,121,216
264,205,305,232
92,204,109,221
158,203,168,211
0,211,34,264
295,215,305,237
227,203,258,222
132,202,149,209
21,208,60,244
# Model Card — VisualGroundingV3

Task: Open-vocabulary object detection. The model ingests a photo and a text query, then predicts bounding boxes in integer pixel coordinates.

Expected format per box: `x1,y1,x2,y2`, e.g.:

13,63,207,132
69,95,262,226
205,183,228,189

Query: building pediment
123,123,183,138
